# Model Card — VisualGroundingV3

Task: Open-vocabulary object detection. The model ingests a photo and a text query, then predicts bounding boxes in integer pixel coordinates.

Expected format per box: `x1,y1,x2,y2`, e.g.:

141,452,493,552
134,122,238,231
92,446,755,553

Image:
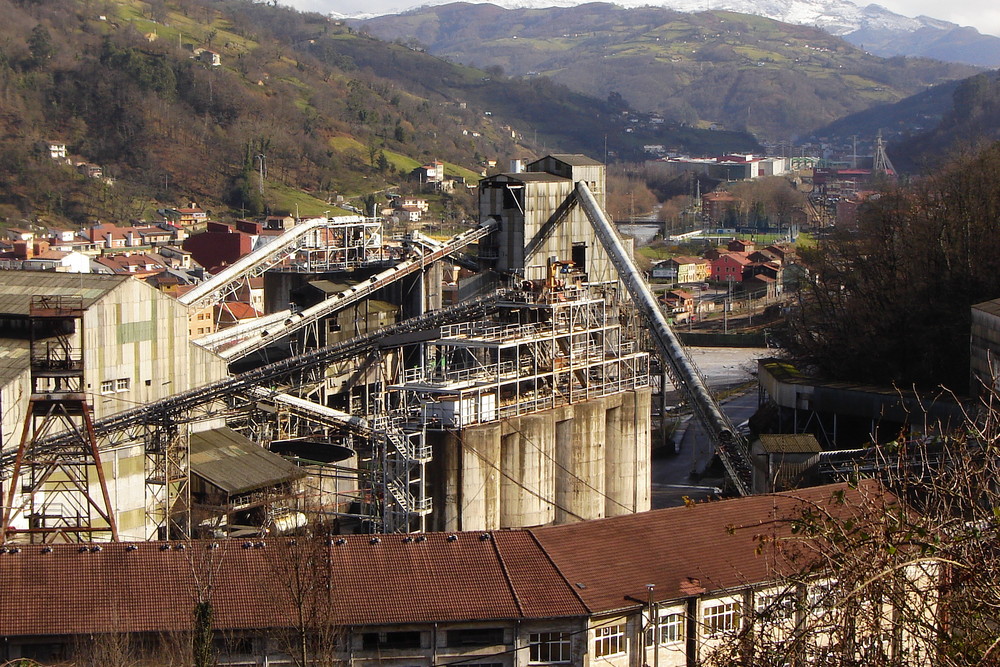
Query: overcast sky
297,0,1000,38
877,0,1000,36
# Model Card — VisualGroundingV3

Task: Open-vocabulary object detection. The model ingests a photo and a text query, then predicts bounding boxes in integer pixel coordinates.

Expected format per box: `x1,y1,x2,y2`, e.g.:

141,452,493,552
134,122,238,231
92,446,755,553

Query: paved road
649,347,770,509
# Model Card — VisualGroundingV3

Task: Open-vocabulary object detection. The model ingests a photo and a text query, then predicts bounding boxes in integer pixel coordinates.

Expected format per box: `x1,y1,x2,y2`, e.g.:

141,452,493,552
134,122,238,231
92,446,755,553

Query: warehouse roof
0,271,128,316
0,482,889,636
190,427,305,495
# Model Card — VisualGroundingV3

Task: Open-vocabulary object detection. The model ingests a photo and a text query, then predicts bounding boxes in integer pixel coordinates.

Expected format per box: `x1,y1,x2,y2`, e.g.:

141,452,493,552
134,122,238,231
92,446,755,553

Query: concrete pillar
605,389,653,516
634,388,652,512
434,431,462,532
459,423,502,531
500,414,554,528
604,400,630,517
555,400,606,523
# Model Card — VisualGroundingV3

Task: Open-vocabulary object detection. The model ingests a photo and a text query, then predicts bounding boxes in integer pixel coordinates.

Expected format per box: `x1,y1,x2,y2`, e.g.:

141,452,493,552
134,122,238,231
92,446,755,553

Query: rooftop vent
370,537,381,545
447,534,458,542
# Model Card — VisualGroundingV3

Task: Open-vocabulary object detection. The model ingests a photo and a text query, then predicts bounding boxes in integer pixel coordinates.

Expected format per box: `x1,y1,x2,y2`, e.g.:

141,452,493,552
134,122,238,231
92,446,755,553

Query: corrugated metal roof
973,298,1000,318
190,427,305,495
0,271,128,316
0,339,30,385
543,154,604,166
758,433,822,454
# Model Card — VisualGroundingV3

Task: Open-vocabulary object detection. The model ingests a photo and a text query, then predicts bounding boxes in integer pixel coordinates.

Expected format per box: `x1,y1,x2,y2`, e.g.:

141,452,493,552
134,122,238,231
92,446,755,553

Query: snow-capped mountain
331,0,1000,66
370,0,955,36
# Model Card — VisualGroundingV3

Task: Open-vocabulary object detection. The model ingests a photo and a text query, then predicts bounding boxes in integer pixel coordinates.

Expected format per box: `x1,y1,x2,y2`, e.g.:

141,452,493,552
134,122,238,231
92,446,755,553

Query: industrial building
0,481,934,667
1,154,753,544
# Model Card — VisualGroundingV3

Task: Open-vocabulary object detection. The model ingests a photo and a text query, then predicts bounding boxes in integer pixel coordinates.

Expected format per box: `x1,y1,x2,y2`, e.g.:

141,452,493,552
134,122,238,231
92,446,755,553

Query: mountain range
355,3,979,140
340,0,1000,67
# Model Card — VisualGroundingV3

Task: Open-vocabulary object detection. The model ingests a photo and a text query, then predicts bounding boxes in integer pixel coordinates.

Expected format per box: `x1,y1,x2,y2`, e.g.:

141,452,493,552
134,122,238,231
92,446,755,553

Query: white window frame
100,380,115,395
116,377,130,392
528,631,571,664
756,592,796,622
594,623,626,658
704,602,740,636
646,611,684,646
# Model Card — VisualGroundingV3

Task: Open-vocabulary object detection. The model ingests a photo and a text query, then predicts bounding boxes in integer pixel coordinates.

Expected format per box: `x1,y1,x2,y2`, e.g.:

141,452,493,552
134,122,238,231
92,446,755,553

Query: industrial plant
0,154,748,544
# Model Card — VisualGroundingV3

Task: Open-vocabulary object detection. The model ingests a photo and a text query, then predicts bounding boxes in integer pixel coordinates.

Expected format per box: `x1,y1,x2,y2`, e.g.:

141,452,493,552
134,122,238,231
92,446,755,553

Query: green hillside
357,3,980,140
0,0,757,227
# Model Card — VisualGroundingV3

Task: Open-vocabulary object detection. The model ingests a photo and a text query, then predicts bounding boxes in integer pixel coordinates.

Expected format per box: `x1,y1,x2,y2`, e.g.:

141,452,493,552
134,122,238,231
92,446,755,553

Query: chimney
509,159,523,174
13,240,29,260
33,240,49,256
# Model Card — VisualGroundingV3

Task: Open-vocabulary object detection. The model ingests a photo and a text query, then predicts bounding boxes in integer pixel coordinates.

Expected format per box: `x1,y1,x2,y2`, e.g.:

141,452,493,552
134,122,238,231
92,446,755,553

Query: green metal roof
190,427,305,496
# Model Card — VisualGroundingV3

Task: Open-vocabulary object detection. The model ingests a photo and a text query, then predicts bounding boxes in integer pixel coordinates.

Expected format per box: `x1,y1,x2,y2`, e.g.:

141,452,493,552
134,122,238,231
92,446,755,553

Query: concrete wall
430,388,652,531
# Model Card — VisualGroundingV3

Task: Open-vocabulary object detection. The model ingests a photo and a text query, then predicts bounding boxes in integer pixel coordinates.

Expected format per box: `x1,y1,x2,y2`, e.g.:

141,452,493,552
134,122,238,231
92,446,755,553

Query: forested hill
355,2,980,141
0,0,757,227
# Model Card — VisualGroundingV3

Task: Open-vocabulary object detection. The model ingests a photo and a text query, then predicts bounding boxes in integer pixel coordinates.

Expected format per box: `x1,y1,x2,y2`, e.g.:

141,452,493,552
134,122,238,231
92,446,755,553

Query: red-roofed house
215,301,262,329
183,222,256,273
702,191,741,223
711,252,752,283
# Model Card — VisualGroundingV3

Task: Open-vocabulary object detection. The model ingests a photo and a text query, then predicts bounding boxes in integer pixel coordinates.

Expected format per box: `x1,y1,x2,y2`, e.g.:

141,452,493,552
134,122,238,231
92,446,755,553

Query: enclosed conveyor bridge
197,220,498,360
576,181,753,495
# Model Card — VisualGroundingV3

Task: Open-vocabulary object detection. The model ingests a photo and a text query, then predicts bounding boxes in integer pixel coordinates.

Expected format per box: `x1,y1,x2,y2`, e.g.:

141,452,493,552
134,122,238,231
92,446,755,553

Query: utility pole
255,153,266,198
647,584,659,667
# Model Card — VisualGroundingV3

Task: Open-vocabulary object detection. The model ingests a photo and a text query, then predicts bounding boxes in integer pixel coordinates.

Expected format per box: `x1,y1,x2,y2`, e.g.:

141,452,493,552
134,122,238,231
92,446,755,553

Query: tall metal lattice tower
872,130,896,178
1,295,119,544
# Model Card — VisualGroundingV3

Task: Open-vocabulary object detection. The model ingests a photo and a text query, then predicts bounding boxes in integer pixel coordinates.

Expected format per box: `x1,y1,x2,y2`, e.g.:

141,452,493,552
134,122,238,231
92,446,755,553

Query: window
529,632,571,663
646,613,684,646
808,582,836,621
594,624,625,658
361,631,422,650
704,602,740,636
100,380,114,394
116,377,130,392
447,628,504,647
757,593,796,621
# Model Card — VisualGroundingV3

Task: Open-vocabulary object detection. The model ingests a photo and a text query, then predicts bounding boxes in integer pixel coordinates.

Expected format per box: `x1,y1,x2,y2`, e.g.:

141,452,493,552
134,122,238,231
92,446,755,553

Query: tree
265,536,344,667
27,25,55,67
783,142,1000,393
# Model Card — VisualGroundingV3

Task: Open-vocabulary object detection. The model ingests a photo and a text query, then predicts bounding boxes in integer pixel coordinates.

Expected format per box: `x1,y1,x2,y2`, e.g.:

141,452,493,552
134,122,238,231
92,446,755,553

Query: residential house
5,228,34,243
198,49,221,66
749,248,782,265
215,300,262,329
161,203,208,227
398,205,423,222
0,482,935,666
702,191,742,223
93,253,167,278
399,196,429,213
264,215,296,231
711,252,752,283
411,160,444,185
47,141,67,160
175,284,217,338
728,238,755,254
77,163,103,179
660,289,695,323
